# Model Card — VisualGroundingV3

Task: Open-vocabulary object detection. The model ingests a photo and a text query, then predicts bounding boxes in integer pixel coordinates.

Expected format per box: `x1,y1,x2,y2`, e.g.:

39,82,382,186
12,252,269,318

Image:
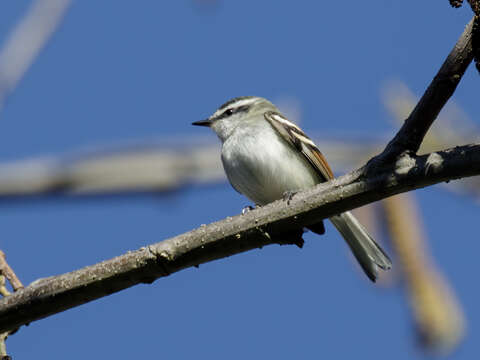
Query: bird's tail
329,211,392,282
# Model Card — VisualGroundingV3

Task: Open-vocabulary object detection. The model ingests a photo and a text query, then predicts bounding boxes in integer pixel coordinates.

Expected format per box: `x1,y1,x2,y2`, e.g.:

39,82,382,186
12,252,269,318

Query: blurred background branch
0,0,71,112
382,194,464,355
0,137,378,199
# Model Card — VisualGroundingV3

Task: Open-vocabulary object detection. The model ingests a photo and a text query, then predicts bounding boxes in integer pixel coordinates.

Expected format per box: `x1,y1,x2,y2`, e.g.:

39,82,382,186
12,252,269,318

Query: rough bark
0,144,479,332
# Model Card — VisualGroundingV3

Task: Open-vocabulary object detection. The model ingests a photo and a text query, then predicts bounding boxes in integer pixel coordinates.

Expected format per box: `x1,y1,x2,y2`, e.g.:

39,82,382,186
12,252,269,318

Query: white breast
221,120,320,205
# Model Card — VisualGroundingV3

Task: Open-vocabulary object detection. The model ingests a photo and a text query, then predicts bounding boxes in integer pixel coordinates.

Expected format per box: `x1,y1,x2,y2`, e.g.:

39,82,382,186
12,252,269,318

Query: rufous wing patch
264,111,334,181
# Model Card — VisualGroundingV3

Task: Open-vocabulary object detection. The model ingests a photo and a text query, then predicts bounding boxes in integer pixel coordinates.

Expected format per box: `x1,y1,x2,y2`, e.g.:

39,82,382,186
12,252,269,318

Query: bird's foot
282,190,298,205
242,205,255,215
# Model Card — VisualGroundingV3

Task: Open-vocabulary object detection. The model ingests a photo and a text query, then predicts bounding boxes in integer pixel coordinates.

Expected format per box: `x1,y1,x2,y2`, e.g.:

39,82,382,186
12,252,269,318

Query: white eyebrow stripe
211,98,257,118
230,98,257,108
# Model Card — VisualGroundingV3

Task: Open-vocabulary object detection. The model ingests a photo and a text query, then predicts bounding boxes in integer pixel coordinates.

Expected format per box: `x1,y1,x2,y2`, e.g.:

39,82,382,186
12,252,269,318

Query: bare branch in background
4,73,480,201
0,138,381,200
371,18,474,165
0,0,71,111
1,125,478,201
0,94,355,200
0,140,224,198
0,143,479,332
383,194,464,355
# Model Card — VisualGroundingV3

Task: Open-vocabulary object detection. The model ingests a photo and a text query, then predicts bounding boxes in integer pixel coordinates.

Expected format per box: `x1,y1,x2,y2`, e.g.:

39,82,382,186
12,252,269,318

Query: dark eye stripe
234,105,249,114
217,105,249,119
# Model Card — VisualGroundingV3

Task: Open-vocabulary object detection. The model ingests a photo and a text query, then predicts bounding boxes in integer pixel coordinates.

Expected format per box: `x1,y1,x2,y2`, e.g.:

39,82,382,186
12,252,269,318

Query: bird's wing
264,111,334,182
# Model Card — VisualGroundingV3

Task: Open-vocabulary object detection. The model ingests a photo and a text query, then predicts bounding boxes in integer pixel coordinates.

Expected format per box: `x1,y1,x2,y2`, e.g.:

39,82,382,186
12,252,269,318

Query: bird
192,96,391,281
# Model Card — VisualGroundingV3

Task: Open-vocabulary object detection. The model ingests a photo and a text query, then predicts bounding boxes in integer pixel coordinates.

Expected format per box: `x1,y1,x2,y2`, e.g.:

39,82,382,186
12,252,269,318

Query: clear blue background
1,1,478,359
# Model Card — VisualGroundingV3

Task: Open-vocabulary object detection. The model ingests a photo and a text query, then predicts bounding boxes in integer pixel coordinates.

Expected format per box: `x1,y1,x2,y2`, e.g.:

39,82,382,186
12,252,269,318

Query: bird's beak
192,119,212,127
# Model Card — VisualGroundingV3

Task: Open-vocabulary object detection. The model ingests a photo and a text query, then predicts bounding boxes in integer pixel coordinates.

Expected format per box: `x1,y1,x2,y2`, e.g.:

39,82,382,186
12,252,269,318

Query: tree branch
0,251,23,294
371,18,474,165
0,143,479,332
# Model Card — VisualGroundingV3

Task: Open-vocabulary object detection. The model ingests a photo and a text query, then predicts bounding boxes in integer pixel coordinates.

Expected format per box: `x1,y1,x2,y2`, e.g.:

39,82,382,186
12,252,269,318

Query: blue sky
0,1,478,359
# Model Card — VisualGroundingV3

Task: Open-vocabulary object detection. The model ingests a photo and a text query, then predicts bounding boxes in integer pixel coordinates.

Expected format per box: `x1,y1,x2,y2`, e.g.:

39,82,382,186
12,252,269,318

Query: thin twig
0,277,8,298
0,331,9,359
0,143,479,332
0,252,20,360
0,252,23,293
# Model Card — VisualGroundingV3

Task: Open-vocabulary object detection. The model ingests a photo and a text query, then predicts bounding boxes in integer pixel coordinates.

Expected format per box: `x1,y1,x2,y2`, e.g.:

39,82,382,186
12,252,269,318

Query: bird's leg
282,190,298,205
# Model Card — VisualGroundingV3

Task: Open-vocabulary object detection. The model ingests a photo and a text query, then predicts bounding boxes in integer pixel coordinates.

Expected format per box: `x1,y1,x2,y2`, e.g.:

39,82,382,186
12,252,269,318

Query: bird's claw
242,205,255,215
282,190,298,205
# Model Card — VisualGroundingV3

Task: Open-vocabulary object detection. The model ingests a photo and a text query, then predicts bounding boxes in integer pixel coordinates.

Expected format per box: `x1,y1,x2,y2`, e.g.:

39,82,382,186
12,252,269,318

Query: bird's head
192,96,277,142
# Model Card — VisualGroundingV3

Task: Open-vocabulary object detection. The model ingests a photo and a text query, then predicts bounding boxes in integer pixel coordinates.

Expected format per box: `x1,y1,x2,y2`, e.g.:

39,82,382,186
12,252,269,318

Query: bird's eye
224,108,234,116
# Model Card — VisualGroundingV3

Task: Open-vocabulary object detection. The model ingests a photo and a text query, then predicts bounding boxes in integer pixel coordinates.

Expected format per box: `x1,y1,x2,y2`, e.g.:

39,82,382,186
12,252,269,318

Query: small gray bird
193,96,391,281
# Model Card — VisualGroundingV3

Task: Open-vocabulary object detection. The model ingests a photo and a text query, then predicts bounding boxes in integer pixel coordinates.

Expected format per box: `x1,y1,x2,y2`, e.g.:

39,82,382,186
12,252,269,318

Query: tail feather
329,211,391,282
